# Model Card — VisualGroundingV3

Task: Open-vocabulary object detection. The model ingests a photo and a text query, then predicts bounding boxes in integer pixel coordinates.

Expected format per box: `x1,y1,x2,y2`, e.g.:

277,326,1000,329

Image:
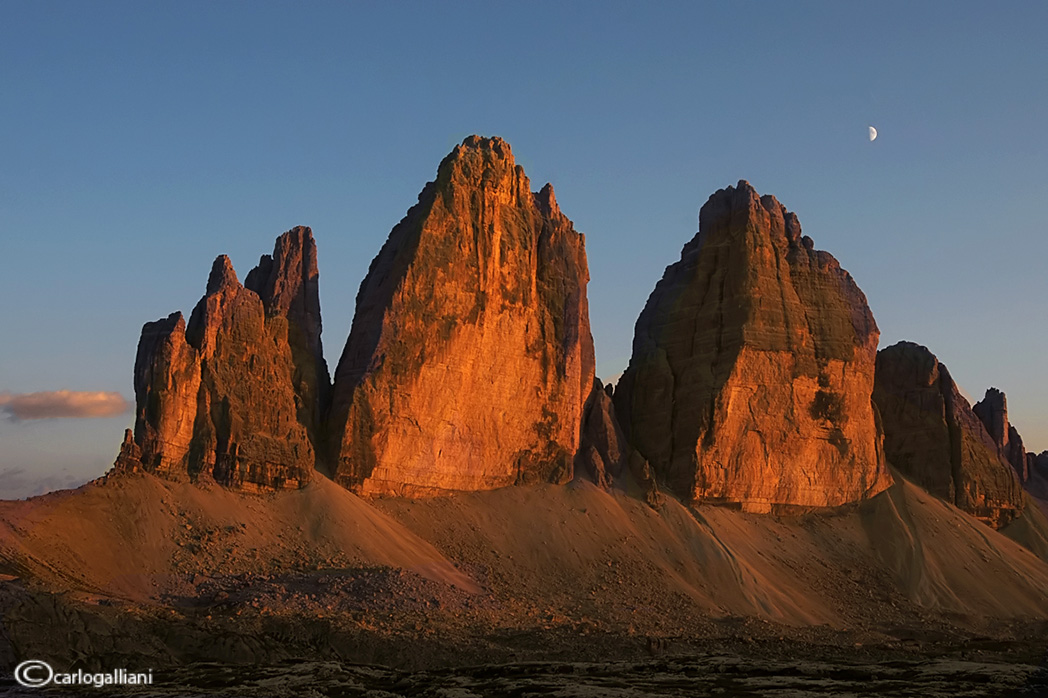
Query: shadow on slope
860,477,1048,616
0,472,474,603
378,476,1048,630
1001,496,1048,563
1,472,1048,671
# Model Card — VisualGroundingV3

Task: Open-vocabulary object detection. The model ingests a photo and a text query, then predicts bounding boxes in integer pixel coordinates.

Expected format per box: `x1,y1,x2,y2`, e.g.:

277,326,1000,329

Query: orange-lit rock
873,341,1023,528
129,311,202,478
614,181,892,511
327,136,595,495
119,228,327,490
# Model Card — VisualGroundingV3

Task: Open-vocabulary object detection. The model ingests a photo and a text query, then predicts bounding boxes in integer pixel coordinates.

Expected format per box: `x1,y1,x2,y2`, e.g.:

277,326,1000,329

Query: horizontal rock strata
615,181,892,511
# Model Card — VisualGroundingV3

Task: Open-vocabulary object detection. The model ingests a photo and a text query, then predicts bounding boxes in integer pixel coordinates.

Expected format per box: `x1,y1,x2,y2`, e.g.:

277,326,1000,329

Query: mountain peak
205,255,240,295
875,341,1023,527
534,182,559,218
327,137,594,495
616,182,890,510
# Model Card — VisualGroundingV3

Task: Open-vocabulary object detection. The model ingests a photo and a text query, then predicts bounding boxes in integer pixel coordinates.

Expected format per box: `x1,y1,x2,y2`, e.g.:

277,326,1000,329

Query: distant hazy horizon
2,2,1046,498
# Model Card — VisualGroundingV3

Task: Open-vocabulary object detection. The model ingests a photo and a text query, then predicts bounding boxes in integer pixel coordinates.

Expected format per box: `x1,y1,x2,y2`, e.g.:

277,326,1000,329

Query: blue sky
2,2,1046,497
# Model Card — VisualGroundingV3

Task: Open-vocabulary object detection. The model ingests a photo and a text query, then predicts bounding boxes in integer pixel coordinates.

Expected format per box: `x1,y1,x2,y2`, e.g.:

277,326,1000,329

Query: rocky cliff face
974,388,1030,483
128,311,202,478
118,228,327,491
326,136,595,495
1030,451,1048,500
873,342,1023,528
244,227,331,442
577,380,628,490
614,181,892,511
576,380,659,507
1035,452,1048,475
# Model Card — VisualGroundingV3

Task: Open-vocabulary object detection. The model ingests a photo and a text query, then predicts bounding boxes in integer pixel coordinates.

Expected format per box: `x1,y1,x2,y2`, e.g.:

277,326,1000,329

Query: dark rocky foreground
5,476,1048,697
3,651,1046,697
4,573,1047,696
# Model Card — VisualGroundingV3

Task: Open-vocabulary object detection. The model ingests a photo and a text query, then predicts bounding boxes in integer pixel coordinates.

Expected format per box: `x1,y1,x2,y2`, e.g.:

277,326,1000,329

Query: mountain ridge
3,135,1047,678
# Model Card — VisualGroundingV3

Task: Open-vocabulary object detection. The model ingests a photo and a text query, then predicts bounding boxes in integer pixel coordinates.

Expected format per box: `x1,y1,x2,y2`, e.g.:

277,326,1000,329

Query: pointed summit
245,226,331,439
974,388,1031,483
327,136,595,495
534,183,559,218
205,255,240,294
118,229,327,491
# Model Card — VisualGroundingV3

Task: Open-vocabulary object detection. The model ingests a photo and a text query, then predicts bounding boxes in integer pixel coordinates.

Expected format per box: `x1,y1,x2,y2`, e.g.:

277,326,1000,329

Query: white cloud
0,391,130,421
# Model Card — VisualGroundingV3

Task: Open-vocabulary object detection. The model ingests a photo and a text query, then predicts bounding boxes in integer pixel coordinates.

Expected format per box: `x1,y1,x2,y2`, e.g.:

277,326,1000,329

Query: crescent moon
868,126,878,142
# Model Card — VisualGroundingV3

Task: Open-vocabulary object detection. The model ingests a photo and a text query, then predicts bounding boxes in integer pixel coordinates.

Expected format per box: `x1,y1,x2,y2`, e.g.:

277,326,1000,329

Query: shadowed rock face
1030,452,1048,500
614,181,892,511
974,388,1030,483
1036,452,1048,474
244,227,331,443
121,228,327,491
327,136,595,495
873,342,1023,528
576,379,660,507
577,380,628,490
